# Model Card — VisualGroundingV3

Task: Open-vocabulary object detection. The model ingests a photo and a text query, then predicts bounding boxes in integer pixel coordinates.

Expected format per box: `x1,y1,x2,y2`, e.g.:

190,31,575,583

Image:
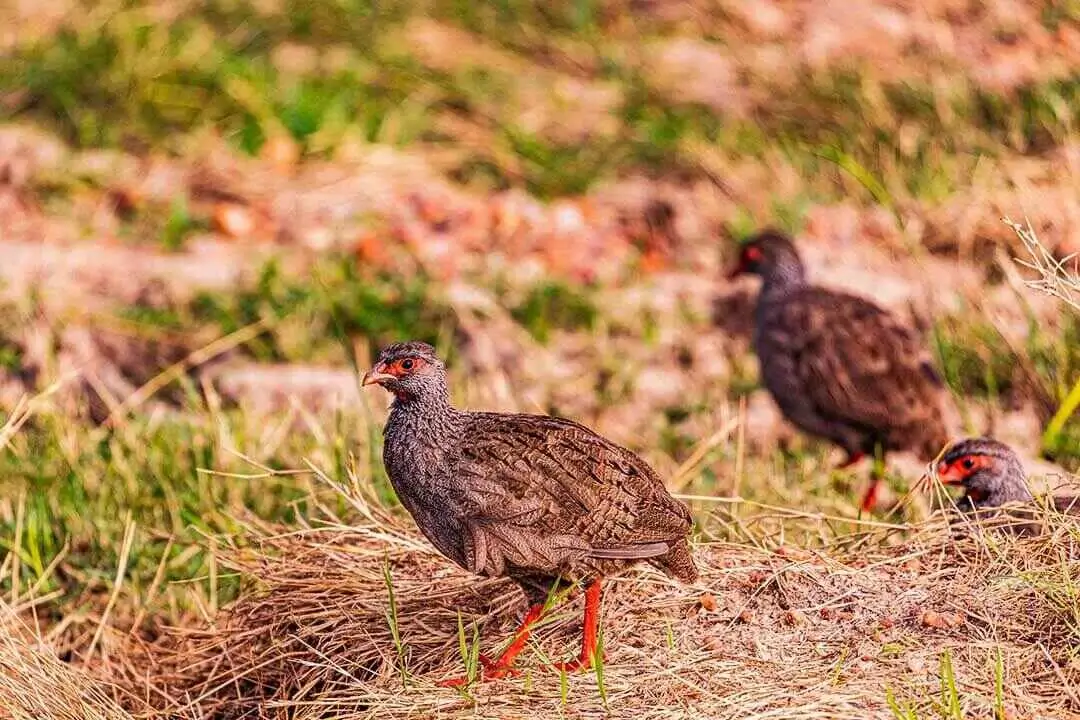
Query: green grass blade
884,686,918,720
1043,376,1080,451
994,647,1006,720
939,649,962,720
593,626,608,709
381,558,408,687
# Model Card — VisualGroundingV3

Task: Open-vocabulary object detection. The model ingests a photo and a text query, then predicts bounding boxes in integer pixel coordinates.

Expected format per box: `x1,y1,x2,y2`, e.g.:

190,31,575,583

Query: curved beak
936,460,962,484
361,362,394,387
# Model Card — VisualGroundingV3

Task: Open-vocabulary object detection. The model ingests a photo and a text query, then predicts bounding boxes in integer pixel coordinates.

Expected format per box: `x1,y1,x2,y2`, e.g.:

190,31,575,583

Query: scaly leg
548,579,602,673
439,603,545,687
859,462,885,514
833,451,883,513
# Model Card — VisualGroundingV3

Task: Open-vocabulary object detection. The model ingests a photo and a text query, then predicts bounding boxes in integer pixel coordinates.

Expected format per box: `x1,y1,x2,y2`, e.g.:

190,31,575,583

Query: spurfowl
362,341,697,684
729,230,951,512
935,437,1079,523
935,437,1034,510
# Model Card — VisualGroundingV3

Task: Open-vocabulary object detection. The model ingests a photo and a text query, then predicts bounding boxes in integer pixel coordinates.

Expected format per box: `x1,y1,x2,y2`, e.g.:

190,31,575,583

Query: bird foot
546,649,605,674
438,654,521,687
860,475,884,513
548,658,589,673
439,603,546,688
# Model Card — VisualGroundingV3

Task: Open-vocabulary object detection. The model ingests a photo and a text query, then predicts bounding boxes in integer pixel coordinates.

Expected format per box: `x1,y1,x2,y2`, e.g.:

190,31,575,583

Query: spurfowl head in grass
363,341,697,685
934,436,1080,534
729,229,951,513
935,437,1032,510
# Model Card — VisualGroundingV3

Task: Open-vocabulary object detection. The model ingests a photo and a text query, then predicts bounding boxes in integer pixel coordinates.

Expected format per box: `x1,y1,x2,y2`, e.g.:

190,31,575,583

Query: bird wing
761,288,944,439
449,412,691,575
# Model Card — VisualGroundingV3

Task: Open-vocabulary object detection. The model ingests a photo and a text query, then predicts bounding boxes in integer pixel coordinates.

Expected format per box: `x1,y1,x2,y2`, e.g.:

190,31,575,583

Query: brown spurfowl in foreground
362,341,697,684
935,437,1078,530
729,230,950,512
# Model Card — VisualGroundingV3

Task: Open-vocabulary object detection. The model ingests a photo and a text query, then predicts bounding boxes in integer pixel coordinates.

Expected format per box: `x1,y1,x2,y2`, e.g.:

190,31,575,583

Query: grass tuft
11,473,1068,718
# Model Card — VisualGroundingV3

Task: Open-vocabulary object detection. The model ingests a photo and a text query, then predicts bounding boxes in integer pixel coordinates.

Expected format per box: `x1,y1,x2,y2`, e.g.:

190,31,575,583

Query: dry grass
1012,217,1080,313
0,603,134,720
1009,216,1080,460
0,472,1049,720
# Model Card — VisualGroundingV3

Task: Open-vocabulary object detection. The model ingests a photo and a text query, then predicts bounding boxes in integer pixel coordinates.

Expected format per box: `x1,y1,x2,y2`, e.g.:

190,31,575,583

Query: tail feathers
591,539,699,584
589,541,670,560
651,539,698,584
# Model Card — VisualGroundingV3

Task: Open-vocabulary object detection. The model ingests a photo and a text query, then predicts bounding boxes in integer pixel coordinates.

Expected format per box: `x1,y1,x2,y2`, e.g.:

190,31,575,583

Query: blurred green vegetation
5,1,1080,201
509,281,597,343
934,310,1080,467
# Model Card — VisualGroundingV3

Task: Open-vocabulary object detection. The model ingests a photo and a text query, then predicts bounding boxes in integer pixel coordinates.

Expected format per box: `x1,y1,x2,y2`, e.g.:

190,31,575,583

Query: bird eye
400,358,414,371
961,457,975,470
745,246,763,262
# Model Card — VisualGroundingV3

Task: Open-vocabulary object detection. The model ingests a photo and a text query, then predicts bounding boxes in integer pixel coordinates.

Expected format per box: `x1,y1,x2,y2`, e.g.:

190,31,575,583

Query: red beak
361,362,394,387
936,460,962,484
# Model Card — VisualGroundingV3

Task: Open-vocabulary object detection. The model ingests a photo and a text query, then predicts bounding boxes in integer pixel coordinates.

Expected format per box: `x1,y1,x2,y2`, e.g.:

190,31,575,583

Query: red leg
859,463,886,513
549,579,602,673
836,451,881,513
439,603,545,687
860,476,881,513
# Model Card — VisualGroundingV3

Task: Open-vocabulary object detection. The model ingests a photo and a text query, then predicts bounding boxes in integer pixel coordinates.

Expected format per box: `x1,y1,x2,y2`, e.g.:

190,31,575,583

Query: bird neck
971,462,1032,508
758,255,807,303
386,385,461,447
997,462,1033,504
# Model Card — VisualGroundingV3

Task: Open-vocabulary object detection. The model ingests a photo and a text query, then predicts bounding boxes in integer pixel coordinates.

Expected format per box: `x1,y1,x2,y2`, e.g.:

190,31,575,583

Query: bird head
727,229,803,280
935,437,1032,508
362,341,445,402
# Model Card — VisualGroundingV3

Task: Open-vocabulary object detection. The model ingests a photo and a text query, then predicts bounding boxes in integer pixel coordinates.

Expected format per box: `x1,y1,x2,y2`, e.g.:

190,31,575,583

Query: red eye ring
745,246,763,262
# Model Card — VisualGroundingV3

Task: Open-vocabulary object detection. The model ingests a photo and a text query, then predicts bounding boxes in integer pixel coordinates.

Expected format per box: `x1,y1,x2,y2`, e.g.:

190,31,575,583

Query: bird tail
651,538,698,583
588,542,670,560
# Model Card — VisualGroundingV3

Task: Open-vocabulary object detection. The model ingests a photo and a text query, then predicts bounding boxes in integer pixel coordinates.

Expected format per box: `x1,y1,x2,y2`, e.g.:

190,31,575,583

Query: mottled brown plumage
362,341,696,682
730,230,951,511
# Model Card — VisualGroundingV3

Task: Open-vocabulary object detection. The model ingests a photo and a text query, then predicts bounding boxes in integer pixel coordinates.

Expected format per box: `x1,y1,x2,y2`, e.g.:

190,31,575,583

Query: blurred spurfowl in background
935,437,1078,532
362,341,697,684
729,230,951,513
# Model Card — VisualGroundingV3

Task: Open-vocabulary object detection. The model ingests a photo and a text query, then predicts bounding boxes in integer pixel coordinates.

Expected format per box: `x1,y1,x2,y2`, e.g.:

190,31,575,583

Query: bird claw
437,654,521,687
437,675,471,689
546,650,605,674
548,659,588,673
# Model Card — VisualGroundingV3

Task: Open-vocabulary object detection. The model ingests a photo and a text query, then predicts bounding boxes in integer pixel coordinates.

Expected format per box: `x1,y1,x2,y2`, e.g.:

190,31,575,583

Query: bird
934,437,1079,531
935,437,1033,510
361,341,697,684
728,229,951,513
